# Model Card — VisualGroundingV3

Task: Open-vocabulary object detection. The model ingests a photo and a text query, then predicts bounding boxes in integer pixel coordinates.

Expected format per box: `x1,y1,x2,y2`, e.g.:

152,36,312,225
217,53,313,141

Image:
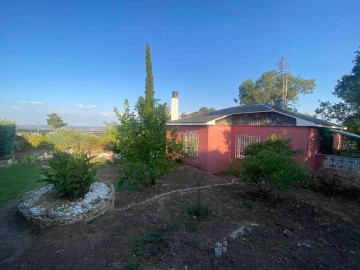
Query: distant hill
17,125,106,135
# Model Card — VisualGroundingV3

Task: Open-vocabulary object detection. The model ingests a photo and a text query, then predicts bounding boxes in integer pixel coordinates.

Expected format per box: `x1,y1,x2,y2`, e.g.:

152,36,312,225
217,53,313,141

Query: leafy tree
231,135,308,197
235,58,316,107
47,113,67,129
315,49,360,134
180,107,216,118
114,44,188,187
116,99,187,187
145,43,154,114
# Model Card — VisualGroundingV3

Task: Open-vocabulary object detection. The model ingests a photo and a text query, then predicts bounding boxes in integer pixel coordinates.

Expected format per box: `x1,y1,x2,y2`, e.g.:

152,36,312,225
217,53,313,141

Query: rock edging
18,181,115,227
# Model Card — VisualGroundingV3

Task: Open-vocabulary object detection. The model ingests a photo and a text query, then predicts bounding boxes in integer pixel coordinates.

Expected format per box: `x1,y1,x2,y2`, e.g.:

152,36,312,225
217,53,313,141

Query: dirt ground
0,163,359,270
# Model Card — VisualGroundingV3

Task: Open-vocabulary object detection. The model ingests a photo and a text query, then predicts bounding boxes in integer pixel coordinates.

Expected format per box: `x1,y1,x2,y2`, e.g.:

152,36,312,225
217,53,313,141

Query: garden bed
0,165,359,269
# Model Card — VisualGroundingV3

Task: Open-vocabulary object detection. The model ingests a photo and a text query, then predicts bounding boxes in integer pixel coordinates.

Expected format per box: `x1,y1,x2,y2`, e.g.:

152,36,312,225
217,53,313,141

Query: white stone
215,242,223,258
230,225,245,239
18,181,115,227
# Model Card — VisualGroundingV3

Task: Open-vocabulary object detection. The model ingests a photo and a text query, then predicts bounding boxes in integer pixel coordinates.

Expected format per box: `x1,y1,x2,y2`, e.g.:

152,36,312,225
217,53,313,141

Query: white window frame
183,133,199,157
235,135,260,159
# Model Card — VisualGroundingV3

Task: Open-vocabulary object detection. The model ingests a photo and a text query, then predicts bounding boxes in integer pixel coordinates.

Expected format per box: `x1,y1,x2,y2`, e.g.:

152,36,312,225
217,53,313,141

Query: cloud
20,100,43,105
78,103,97,109
57,109,78,114
100,112,115,117
9,106,20,109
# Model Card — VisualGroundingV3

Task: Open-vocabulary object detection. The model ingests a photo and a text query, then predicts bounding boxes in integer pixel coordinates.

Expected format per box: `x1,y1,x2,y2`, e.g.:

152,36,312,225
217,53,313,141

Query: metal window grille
184,133,199,157
235,135,260,159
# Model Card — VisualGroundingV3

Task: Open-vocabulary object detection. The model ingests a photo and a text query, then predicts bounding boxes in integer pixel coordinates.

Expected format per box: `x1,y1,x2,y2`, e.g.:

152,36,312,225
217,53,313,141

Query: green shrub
184,203,211,220
166,128,192,163
45,130,104,153
124,259,140,270
40,152,97,199
235,135,309,197
0,118,16,156
103,122,119,152
134,233,166,258
22,154,39,164
17,132,51,149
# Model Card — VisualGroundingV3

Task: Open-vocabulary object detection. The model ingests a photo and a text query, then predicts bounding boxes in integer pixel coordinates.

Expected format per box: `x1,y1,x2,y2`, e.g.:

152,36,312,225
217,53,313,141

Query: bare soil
0,164,359,270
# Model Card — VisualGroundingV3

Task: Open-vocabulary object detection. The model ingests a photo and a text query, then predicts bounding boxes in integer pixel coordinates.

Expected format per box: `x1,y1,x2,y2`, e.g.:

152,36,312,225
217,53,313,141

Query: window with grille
235,135,260,159
183,133,199,157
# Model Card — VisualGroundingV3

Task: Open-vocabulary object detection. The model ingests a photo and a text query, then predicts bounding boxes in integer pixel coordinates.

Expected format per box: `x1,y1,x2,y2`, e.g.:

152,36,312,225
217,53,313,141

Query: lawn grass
0,163,45,205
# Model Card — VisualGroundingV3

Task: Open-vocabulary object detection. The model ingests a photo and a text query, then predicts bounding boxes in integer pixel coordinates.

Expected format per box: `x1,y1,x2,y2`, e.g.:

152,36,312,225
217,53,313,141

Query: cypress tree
145,43,154,114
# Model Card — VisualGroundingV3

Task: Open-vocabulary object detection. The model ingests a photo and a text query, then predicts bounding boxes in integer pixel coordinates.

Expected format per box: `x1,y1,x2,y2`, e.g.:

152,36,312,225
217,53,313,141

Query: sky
0,0,359,126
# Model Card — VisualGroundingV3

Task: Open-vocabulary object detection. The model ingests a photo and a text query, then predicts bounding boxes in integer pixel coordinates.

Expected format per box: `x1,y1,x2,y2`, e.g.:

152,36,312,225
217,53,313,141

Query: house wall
167,125,322,173
230,126,321,171
206,126,232,173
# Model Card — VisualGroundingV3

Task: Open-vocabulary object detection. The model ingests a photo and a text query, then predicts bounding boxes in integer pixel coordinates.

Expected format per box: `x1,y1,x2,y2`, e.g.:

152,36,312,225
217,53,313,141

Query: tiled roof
167,103,341,128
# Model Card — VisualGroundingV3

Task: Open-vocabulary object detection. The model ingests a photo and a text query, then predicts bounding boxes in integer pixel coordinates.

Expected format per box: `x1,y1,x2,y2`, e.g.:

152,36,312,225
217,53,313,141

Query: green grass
0,163,45,205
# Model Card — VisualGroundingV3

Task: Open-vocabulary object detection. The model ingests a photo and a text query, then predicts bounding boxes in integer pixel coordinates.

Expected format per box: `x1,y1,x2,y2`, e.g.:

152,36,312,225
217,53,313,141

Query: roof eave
316,124,346,130
167,122,208,126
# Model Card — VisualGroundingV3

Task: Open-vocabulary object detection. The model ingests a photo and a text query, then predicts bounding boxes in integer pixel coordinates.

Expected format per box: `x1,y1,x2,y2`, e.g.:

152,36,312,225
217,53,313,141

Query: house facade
167,93,344,173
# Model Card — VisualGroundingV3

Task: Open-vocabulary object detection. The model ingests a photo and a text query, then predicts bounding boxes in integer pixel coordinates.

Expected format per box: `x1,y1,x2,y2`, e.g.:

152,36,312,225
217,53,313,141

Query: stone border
18,181,115,227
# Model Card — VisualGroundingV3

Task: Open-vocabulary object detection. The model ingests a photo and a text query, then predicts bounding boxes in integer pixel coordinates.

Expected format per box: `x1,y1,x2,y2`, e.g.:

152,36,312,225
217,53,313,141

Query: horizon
1,0,359,126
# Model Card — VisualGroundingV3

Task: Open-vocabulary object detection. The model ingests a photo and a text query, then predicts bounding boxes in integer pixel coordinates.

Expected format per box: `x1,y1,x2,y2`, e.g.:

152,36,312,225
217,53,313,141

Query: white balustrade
323,155,360,171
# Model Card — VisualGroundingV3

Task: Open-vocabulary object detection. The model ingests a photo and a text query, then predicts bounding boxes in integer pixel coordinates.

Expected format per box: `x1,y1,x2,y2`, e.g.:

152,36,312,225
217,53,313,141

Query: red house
167,92,346,173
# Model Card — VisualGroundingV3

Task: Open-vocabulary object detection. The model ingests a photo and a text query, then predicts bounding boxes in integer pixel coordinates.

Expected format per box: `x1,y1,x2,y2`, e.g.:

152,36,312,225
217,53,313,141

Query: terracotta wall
206,126,232,173
167,125,322,173
230,126,321,170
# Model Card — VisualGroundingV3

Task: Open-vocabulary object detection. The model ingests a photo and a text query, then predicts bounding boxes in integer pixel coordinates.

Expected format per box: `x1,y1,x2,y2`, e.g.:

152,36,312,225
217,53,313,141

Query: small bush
234,135,309,197
45,130,104,153
124,259,140,270
118,157,178,188
242,199,255,209
166,128,191,163
40,152,97,199
22,154,39,164
134,233,166,258
0,118,16,156
17,132,51,149
184,203,211,220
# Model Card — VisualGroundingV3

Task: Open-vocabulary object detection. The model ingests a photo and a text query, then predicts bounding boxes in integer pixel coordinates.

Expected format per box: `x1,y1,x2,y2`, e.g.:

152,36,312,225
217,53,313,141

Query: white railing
323,155,360,171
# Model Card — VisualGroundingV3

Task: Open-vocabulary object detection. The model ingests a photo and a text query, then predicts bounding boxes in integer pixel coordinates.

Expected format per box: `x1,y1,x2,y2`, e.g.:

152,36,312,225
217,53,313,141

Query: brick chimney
171,91,179,121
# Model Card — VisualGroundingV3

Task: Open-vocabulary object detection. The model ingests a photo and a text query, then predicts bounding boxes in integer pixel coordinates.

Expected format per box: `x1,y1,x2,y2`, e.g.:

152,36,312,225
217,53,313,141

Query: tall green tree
315,49,360,134
236,58,316,107
47,113,67,129
145,43,154,114
114,44,188,187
